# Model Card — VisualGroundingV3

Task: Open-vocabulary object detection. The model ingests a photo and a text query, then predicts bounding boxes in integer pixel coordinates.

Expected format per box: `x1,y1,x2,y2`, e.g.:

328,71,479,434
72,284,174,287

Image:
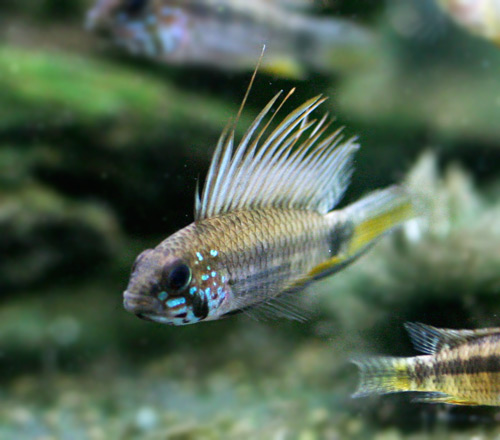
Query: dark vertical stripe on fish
328,221,354,256
410,358,431,387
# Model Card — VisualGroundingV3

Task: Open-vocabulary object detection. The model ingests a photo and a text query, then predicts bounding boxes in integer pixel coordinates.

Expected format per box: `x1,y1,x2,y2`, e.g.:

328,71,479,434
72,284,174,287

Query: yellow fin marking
393,363,411,391
261,58,306,79
348,201,413,255
352,356,412,398
289,256,344,290
419,395,479,406
308,196,413,281
307,256,344,278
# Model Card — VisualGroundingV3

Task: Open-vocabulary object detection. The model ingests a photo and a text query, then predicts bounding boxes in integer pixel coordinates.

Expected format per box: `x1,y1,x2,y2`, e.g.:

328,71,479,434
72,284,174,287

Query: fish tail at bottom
352,356,412,398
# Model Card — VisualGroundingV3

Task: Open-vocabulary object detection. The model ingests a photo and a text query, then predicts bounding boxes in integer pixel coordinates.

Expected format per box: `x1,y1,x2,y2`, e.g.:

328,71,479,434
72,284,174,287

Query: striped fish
353,322,500,406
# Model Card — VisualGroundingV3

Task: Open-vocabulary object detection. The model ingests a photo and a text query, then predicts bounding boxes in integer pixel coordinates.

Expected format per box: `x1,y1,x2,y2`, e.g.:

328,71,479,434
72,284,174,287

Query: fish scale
187,209,331,296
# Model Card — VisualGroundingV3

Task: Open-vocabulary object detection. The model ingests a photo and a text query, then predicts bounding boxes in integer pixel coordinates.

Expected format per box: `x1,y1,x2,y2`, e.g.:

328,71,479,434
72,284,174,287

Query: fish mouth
123,291,162,315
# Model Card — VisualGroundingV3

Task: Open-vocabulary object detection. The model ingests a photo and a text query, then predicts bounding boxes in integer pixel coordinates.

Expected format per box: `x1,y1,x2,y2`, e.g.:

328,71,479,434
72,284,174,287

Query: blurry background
1,0,500,438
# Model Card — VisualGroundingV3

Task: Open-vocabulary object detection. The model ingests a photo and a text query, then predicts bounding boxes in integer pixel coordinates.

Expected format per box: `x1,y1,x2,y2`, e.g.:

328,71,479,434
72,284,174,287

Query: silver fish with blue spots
123,88,414,325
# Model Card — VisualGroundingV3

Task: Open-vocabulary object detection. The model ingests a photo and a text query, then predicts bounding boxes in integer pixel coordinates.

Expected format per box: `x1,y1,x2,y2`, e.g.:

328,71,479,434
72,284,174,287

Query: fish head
86,0,156,56
86,0,188,58
86,0,150,31
123,245,229,325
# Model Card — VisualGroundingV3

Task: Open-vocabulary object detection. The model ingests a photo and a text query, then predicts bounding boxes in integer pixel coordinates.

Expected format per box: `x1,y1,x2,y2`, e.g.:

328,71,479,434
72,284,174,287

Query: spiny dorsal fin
404,322,500,355
195,92,359,221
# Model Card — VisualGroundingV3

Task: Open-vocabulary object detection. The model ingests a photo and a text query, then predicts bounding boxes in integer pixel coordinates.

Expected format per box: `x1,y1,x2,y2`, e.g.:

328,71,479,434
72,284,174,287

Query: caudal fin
352,356,412,398
342,185,414,258
308,186,413,280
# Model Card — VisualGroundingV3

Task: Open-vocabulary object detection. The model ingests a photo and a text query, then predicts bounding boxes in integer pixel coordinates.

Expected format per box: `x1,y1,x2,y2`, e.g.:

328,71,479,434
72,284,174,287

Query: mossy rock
0,183,121,292
0,46,237,145
0,47,257,232
2,0,90,22
335,31,500,144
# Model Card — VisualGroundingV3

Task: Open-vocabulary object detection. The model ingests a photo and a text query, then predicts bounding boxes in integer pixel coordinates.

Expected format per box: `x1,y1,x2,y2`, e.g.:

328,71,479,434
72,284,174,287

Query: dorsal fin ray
195,92,359,220
218,92,285,214
404,322,500,355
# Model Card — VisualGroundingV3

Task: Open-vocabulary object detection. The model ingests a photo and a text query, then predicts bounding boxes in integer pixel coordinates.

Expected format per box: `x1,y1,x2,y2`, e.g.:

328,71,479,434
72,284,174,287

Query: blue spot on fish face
210,250,218,257
206,266,211,271
196,252,204,261
167,297,186,308
138,266,229,326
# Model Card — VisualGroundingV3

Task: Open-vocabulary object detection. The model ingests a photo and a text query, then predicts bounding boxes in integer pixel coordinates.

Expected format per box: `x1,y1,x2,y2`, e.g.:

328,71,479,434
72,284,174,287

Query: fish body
123,91,413,326
354,322,500,406
86,0,374,77
438,0,500,45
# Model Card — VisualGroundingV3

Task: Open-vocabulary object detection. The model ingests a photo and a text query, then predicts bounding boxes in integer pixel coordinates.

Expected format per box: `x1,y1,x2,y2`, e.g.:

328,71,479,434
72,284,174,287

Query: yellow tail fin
352,356,412,398
344,186,414,257
308,186,413,280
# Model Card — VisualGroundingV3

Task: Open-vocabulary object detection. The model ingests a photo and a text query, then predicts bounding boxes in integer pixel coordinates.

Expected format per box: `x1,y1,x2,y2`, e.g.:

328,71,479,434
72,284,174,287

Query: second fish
86,0,374,78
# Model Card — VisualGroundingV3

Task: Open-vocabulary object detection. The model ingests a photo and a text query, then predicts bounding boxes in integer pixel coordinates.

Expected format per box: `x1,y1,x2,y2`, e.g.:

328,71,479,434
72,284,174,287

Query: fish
437,0,500,45
122,66,414,325
86,0,375,78
353,322,500,406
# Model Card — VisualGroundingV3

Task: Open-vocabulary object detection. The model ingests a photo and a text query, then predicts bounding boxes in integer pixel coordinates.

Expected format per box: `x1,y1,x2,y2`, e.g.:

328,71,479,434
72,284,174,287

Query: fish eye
122,0,148,14
167,263,191,291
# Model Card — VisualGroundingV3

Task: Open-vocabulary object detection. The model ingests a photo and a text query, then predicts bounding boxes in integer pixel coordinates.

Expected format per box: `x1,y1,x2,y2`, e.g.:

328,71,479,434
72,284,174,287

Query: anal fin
413,392,478,406
307,255,345,279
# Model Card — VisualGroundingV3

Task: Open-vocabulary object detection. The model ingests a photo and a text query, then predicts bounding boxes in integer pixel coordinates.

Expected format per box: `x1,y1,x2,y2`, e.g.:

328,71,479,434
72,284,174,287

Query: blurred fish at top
86,0,376,78
437,0,500,45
